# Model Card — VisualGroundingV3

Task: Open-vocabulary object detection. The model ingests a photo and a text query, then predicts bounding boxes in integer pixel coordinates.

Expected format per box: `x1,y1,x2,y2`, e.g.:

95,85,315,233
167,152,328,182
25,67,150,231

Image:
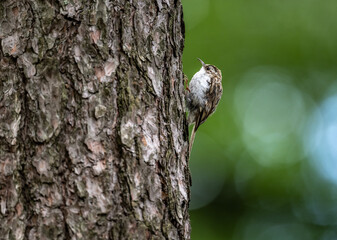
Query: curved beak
197,58,206,67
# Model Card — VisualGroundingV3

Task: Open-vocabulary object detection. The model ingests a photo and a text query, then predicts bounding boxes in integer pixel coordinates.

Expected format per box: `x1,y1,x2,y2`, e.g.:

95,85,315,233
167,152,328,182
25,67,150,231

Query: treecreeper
186,58,223,154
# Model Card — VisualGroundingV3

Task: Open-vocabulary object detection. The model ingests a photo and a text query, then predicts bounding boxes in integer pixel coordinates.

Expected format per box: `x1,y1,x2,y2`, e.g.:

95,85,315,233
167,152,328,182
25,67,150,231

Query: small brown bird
186,58,223,154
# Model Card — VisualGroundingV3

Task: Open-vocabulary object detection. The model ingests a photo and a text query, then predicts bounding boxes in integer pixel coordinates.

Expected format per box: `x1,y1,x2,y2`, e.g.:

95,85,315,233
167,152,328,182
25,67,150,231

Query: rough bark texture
0,1,190,239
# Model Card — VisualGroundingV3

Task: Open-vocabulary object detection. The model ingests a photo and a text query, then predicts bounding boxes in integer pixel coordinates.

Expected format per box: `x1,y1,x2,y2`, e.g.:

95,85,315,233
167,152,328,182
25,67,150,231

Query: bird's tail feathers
189,109,203,155
189,124,196,155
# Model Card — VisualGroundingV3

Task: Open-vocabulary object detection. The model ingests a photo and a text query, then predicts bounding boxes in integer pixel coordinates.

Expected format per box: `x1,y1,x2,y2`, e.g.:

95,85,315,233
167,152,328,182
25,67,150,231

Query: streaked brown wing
194,80,222,131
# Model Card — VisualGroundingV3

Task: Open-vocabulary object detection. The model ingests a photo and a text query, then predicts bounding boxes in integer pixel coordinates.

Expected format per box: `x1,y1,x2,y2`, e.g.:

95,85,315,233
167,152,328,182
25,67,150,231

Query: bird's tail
189,108,203,155
189,124,197,155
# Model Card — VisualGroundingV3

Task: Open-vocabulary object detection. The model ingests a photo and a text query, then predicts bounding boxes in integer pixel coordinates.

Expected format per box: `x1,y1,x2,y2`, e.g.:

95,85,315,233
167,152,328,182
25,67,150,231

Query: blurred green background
182,0,337,239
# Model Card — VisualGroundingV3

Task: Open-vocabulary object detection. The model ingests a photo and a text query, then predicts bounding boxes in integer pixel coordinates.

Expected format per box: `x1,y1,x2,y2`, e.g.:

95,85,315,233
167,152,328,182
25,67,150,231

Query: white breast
189,67,210,106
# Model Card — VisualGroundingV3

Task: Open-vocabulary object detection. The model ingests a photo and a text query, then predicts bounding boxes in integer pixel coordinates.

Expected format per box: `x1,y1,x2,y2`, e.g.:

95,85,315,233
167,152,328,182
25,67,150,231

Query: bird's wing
194,80,222,130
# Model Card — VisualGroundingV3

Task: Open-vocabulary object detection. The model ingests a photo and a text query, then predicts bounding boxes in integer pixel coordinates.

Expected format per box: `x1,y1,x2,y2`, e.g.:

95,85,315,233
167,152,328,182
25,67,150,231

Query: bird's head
198,58,222,81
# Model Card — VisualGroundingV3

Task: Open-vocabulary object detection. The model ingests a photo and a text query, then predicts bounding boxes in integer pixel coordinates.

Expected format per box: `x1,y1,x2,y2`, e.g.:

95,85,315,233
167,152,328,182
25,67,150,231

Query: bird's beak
197,58,205,67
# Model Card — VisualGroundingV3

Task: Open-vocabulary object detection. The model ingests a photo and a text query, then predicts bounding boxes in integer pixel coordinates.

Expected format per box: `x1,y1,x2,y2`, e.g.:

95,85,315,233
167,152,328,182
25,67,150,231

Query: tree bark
0,1,190,239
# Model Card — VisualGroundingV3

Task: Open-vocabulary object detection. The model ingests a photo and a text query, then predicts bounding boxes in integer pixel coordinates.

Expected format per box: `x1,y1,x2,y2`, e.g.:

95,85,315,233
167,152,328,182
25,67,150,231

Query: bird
186,58,223,154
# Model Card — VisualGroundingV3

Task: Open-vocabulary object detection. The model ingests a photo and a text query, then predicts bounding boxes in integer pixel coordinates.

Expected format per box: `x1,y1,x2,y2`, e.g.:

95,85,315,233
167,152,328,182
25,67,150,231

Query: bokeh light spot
234,67,309,166
305,94,337,185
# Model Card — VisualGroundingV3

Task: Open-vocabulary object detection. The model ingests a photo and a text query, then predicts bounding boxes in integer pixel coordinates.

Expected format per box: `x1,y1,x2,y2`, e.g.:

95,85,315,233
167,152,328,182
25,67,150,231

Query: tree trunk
0,1,190,239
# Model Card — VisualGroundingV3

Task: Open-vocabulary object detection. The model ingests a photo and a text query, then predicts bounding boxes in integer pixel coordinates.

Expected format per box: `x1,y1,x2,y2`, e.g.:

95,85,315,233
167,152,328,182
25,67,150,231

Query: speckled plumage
186,59,223,153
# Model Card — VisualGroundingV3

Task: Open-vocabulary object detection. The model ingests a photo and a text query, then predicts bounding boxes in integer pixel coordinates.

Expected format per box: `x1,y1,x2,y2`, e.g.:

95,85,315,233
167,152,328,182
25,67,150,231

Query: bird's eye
206,67,210,71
